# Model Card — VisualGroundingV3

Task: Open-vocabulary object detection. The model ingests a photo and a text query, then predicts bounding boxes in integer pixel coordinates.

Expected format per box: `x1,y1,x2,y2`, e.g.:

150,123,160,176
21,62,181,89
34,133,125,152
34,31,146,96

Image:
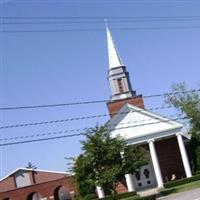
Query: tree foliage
165,82,200,171
72,125,149,197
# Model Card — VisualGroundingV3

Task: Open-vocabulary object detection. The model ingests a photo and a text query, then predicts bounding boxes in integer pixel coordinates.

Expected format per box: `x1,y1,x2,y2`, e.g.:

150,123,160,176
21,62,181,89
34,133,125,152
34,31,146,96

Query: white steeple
105,23,135,101
106,23,124,69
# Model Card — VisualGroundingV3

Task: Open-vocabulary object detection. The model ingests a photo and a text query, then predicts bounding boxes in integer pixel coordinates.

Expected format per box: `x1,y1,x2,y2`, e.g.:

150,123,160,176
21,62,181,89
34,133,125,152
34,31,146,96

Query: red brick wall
0,176,77,200
33,171,66,184
0,176,16,193
115,179,128,194
155,137,186,182
107,95,145,117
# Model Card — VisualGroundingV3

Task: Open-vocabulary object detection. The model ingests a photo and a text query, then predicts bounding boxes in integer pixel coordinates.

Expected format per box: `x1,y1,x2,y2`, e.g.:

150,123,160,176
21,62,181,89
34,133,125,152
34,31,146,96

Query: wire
2,16,200,19
0,89,199,111
1,25,200,33
2,18,200,25
1,0,199,4
0,115,187,146
0,105,172,129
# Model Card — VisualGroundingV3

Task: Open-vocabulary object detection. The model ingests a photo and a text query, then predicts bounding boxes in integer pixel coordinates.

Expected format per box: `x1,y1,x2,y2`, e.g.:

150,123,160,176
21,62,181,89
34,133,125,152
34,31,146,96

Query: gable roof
0,168,68,182
108,103,183,145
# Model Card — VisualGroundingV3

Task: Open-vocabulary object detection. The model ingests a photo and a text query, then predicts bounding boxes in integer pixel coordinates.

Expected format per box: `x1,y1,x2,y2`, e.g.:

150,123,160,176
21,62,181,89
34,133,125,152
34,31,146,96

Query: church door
133,163,156,190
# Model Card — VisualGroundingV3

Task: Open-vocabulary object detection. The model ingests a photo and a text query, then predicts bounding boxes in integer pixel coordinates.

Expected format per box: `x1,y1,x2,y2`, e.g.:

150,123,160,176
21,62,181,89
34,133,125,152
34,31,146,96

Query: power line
2,16,200,19
1,25,200,33
1,18,200,25
0,115,187,147
0,89,199,111
0,105,173,129
2,0,199,4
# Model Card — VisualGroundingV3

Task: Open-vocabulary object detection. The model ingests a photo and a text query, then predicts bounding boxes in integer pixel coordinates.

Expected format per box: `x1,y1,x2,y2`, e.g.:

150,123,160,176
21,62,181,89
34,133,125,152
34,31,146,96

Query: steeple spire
106,22,124,69
105,23,145,117
105,23,135,101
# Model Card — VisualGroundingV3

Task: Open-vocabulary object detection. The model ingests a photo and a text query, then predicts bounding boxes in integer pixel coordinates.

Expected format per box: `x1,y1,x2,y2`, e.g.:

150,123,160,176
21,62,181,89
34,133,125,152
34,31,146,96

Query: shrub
75,193,97,200
159,188,178,196
196,146,200,171
164,174,200,188
139,195,156,200
115,191,137,199
98,191,137,200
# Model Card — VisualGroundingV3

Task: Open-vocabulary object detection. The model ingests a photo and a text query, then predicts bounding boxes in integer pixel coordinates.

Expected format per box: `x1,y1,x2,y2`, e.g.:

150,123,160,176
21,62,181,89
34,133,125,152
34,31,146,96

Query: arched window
26,192,42,200
54,186,71,200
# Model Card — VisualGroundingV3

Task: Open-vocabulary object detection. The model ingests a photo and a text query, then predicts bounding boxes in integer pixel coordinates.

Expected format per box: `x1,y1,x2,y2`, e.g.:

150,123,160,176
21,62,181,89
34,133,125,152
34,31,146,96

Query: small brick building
0,168,77,200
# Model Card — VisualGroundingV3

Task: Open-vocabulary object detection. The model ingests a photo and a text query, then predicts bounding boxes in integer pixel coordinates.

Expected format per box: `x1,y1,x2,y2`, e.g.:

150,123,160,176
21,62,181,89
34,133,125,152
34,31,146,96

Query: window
117,78,124,93
15,171,31,188
26,192,42,200
54,186,71,200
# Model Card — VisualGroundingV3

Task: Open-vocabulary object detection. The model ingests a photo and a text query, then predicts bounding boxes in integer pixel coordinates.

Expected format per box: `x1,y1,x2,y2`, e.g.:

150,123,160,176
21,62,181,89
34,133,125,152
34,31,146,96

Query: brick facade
107,95,145,117
0,169,77,200
155,137,186,182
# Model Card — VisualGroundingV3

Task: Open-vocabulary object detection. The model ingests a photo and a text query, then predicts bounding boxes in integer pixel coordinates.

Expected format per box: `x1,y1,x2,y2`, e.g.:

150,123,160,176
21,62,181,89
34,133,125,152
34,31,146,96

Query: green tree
165,82,200,172
72,125,149,197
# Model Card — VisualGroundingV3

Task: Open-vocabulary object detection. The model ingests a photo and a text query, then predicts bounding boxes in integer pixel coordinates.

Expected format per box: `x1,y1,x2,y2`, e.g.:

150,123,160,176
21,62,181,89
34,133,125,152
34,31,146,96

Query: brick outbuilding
0,168,77,200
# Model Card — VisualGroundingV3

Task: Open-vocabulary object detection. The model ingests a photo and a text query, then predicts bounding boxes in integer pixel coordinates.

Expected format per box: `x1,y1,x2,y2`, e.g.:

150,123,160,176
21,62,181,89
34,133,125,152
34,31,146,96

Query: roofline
0,167,68,182
109,103,183,128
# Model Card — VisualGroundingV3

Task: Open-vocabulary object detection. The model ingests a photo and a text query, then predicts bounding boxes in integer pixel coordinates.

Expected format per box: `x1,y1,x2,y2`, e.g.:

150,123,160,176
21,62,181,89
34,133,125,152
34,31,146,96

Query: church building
96,25,193,198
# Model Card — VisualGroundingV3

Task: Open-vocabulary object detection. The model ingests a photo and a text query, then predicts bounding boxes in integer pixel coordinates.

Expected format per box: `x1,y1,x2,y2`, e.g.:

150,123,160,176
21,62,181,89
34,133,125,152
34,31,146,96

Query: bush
123,195,156,200
140,195,156,200
164,174,200,188
75,193,97,200
196,146,200,171
98,191,137,200
159,188,178,196
115,191,137,199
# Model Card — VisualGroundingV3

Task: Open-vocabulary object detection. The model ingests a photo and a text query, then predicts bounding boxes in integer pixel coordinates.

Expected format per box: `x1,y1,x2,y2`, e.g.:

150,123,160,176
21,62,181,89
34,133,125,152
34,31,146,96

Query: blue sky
0,0,200,179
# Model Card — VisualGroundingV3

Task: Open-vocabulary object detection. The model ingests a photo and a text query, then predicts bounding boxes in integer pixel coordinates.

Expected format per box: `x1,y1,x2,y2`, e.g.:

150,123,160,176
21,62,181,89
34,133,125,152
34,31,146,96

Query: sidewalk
137,187,159,197
157,188,200,200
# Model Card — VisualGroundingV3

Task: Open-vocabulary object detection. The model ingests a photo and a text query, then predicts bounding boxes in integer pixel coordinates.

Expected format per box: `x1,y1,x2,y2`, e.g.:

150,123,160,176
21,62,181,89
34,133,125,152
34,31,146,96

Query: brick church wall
155,137,186,182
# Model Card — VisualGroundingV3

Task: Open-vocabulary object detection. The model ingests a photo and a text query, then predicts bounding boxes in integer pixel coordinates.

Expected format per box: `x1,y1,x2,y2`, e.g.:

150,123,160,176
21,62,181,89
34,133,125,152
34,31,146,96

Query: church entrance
133,162,157,190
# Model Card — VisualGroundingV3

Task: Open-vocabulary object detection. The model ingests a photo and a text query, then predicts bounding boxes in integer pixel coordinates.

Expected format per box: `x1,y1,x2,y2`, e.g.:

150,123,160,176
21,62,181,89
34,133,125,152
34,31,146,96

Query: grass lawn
122,180,200,200
160,179,200,196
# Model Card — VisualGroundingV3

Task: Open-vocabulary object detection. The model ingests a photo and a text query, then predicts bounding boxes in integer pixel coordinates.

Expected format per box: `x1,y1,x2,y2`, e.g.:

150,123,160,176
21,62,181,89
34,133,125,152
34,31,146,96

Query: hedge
121,194,156,200
75,191,137,200
164,174,200,188
98,191,137,200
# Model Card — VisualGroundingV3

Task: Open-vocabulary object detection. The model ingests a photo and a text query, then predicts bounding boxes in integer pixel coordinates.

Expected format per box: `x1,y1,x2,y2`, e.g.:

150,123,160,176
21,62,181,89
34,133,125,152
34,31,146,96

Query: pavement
157,188,200,200
137,187,159,197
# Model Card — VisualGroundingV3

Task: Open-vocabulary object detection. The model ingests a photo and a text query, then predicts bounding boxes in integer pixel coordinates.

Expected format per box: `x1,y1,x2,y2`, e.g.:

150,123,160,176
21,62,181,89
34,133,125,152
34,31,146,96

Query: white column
148,139,163,188
177,133,192,178
96,186,105,199
125,173,135,192
120,151,135,192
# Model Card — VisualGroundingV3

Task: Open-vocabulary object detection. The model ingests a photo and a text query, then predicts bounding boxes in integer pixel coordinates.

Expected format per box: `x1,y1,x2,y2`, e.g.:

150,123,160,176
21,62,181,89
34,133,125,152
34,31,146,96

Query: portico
108,104,192,193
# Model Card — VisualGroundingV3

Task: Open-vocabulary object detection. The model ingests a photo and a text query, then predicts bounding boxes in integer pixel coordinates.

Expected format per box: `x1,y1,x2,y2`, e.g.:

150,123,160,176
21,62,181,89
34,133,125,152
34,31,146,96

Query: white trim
109,103,183,129
126,128,182,145
108,103,183,144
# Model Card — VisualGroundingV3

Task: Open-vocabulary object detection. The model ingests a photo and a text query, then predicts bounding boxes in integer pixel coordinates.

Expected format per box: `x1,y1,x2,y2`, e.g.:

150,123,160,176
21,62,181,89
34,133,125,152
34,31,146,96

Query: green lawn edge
159,179,200,197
